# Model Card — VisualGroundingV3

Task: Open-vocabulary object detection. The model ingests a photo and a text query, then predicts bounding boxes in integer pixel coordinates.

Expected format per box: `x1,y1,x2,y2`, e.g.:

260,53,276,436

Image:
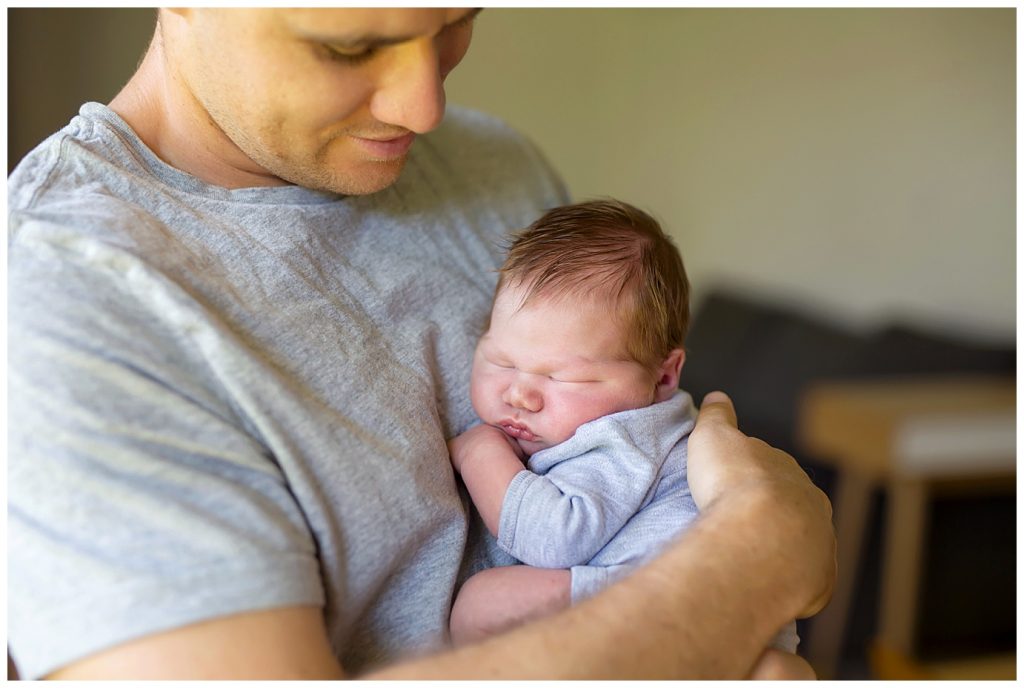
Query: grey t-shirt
8,102,568,679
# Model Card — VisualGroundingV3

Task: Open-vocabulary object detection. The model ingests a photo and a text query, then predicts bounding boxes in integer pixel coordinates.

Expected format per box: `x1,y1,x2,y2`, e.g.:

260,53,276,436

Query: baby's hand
448,424,524,474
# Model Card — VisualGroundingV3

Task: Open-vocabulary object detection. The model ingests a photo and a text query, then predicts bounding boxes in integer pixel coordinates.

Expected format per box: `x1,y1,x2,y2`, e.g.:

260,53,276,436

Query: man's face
469,284,659,456
168,8,477,194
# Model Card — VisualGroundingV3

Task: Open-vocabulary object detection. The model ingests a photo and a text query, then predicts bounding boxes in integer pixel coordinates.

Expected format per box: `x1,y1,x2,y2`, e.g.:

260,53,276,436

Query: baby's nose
505,379,543,413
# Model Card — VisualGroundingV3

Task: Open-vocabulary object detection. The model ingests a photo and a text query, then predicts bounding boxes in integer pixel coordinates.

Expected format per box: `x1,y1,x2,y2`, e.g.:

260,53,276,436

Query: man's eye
323,44,378,65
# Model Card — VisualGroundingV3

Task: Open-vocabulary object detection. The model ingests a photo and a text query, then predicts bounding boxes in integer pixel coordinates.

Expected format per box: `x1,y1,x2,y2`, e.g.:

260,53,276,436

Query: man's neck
108,28,289,190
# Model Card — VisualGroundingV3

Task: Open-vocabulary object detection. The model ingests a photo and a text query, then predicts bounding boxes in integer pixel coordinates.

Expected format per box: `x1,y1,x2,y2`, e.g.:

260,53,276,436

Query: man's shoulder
8,103,207,265
10,104,118,208
9,104,146,238
9,127,72,216
9,148,158,257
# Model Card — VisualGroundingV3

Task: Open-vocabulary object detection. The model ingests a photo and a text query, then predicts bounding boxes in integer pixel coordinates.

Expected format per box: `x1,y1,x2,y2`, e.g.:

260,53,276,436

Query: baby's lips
499,422,537,442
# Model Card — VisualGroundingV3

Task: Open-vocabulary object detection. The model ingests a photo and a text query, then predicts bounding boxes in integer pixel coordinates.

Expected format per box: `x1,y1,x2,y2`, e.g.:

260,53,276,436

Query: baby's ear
654,348,686,402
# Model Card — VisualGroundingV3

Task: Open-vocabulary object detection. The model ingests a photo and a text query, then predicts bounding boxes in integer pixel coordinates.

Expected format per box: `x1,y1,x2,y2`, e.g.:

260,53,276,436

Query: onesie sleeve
496,421,663,568
8,220,324,679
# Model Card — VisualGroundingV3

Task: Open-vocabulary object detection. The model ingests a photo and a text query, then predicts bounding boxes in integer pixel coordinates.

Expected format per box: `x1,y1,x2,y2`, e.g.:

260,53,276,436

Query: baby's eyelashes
548,376,595,384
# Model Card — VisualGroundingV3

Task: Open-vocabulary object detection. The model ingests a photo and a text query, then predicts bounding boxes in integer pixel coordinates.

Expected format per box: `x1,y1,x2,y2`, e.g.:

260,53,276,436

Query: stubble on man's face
177,8,472,196
218,106,410,196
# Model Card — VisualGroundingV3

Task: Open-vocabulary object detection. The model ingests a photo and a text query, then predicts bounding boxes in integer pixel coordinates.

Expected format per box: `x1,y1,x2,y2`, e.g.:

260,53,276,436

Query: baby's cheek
544,399,585,445
468,376,489,419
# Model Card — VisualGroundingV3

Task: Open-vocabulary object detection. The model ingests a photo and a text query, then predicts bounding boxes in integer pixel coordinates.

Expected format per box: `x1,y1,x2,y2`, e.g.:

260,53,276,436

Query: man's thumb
697,390,738,429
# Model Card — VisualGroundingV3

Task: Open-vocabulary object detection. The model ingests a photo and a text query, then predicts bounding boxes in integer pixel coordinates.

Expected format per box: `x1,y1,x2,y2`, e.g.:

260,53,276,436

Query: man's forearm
369,482,824,680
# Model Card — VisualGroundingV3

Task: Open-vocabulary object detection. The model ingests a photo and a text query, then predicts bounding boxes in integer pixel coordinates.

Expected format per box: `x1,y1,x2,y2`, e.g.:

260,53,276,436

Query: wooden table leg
877,478,928,655
804,470,874,679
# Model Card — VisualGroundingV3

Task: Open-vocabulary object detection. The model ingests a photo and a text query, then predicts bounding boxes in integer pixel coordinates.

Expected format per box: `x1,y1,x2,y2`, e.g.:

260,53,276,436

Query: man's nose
369,39,447,135
503,378,543,413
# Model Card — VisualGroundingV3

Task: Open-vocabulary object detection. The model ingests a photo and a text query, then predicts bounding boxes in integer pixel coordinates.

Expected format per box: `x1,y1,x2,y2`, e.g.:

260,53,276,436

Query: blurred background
7,7,1016,680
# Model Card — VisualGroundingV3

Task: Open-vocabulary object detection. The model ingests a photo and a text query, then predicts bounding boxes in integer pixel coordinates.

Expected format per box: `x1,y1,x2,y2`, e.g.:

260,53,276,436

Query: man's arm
49,391,834,680
47,607,344,679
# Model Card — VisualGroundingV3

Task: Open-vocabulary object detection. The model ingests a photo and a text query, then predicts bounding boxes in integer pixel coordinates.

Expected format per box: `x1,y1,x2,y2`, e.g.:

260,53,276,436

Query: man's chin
336,158,407,195
281,157,407,196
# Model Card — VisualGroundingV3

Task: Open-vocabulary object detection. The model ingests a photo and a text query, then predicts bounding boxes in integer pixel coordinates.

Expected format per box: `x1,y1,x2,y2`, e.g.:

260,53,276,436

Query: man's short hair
497,198,690,369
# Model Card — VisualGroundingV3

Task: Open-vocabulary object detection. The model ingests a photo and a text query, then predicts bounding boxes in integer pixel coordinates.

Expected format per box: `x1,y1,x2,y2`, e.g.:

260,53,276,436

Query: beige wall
446,9,1015,340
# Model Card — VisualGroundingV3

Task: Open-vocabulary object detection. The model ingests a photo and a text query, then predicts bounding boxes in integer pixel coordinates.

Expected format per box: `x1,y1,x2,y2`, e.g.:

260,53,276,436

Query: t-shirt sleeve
8,221,325,679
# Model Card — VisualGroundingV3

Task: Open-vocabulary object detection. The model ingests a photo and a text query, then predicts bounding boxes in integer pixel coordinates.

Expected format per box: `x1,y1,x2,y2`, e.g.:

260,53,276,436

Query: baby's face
470,284,658,456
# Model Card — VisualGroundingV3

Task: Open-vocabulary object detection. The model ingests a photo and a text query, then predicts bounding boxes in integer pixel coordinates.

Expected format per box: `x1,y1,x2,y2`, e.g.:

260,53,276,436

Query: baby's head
470,199,690,456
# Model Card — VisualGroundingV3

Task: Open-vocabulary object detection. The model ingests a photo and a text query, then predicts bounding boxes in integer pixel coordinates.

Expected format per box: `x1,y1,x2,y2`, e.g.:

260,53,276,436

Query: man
8,8,835,679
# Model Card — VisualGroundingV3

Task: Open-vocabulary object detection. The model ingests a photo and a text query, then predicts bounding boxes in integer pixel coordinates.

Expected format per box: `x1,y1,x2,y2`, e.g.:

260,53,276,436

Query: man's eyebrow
304,8,483,49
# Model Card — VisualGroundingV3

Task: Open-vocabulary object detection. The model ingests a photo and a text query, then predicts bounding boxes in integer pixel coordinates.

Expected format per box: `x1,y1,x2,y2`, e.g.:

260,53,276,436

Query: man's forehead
280,7,478,42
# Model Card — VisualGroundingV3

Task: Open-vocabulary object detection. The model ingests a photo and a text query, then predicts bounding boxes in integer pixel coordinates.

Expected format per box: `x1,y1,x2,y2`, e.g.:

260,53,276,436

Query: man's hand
686,391,836,618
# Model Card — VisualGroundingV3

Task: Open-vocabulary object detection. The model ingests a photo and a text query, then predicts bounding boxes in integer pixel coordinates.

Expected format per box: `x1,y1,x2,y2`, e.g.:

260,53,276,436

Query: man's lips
350,132,415,160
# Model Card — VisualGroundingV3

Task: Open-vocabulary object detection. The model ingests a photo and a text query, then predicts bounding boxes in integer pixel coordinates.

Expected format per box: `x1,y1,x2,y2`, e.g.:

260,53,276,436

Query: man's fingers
696,390,738,429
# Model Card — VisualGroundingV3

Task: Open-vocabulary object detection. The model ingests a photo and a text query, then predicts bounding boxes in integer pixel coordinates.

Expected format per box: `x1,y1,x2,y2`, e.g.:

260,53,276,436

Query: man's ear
654,348,686,402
